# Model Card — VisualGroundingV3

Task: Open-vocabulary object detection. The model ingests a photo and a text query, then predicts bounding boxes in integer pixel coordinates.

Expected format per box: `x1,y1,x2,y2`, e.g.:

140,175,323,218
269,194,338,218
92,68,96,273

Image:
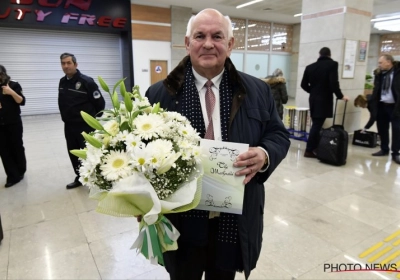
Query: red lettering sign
15,8,31,20
38,0,62,7
0,8,11,19
61,12,79,23
35,9,52,21
97,16,111,27
79,14,95,25
113,17,126,28
64,0,92,11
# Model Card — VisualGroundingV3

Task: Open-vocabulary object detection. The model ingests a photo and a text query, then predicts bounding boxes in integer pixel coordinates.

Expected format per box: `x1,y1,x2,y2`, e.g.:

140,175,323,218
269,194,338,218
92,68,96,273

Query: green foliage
365,74,374,90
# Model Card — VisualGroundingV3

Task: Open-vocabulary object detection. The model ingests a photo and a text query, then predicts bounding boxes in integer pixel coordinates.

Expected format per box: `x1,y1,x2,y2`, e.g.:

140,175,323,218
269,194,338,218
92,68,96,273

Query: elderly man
370,54,400,164
145,8,290,280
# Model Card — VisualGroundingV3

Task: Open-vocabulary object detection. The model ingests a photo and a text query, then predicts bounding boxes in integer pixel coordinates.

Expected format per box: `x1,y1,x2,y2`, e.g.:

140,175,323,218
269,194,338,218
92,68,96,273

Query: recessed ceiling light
236,0,264,9
294,13,302,17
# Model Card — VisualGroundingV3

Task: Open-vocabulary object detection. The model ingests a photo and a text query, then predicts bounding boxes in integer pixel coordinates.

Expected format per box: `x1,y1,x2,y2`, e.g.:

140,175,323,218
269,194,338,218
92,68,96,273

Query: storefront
0,0,132,115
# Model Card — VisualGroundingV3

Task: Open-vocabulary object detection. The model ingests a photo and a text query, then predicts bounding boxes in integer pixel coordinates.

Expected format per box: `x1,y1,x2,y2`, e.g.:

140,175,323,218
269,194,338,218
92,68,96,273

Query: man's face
378,56,393,71
61,56,77,78
185,10,234,79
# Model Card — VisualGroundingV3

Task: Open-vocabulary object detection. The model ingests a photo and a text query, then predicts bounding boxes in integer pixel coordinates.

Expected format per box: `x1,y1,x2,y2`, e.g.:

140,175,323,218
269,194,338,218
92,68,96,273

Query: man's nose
203,37,214,48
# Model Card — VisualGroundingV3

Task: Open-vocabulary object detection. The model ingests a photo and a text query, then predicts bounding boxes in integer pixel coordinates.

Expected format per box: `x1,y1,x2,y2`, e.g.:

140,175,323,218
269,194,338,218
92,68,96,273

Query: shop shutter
0,27,122,115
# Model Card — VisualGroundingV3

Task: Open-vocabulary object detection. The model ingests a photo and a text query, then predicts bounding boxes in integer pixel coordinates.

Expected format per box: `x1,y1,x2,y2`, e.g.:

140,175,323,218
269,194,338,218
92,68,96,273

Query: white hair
185,9,233,39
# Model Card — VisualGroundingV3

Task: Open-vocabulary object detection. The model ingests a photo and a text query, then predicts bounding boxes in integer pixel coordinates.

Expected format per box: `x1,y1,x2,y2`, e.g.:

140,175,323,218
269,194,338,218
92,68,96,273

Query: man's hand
342,95,350,101
233,147,266,185
1,84,13,95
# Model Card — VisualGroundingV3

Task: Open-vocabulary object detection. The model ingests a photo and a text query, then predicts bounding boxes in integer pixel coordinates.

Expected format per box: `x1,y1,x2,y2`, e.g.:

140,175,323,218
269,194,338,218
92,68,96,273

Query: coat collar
162,56,246,97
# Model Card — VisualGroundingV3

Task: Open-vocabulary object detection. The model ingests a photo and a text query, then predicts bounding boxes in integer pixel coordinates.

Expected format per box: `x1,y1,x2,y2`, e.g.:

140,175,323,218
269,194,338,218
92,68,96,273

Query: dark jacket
370,61,400,117
145,56,290,278
263,76,288,118
58,69,105,123
0,80,25,125
301,56,344,118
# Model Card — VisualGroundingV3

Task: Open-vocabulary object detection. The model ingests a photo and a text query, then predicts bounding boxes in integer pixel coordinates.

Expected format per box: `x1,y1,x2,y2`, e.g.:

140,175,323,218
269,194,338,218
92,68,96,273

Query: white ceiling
131,0,400,34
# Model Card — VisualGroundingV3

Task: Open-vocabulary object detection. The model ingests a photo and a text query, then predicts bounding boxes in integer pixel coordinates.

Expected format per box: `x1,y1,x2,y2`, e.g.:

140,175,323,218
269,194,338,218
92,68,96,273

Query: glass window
247,20,271,51
380,34,400,55
230,52,244,71
271,24,293,52
245,53,268,78
231,18,246,50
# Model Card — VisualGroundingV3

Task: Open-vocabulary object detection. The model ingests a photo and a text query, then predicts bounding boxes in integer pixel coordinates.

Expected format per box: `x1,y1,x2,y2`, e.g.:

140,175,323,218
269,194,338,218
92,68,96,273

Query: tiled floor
1,113,400,280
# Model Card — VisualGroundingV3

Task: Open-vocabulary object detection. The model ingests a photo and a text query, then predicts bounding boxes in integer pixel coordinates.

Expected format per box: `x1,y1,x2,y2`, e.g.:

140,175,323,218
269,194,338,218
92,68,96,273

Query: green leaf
81,111,104,131
112,91,120,110
70,149,87,159
124,89,133,112
112,78,126,98
120,121,131,132
120,80,127,98
98,76,110,93
152,102,160,113
82,132,102,148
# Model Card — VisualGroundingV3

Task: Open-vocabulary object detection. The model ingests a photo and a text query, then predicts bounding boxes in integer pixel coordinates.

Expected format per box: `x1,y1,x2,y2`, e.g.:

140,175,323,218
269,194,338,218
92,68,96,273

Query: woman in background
354,94,377,132
263,68,288,119
0,65,26,188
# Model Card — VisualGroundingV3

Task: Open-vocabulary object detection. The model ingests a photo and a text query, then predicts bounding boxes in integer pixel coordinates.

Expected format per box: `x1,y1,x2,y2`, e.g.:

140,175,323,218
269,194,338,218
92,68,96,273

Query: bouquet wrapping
71,77,203,265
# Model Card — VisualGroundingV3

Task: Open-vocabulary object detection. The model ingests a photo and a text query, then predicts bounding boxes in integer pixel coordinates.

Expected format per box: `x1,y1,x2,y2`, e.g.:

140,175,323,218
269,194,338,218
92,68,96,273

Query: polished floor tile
0,114,399,280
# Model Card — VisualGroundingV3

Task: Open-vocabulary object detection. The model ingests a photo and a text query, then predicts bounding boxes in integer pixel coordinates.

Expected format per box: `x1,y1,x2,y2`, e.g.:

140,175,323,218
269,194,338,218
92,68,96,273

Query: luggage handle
333,99,347,126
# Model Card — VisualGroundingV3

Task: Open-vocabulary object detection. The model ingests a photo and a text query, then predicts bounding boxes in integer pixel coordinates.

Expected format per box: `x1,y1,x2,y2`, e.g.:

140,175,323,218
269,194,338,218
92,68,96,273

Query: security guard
0,65,26,188
58,53,105,189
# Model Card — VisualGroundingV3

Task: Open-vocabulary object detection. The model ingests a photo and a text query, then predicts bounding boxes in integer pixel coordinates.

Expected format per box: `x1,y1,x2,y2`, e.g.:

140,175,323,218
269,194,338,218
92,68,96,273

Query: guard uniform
0,80,26,185
58,69,105,182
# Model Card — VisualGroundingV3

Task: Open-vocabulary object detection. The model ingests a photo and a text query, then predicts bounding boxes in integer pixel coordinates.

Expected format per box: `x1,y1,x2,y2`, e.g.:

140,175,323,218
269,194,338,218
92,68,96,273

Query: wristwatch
263,153,269,167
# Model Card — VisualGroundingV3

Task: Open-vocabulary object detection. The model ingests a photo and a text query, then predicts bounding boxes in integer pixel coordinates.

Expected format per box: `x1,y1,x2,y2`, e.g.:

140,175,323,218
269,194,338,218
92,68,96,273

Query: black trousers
306,117,326,152
376,102,400,155
0,214,3,243
64,122,93,181
165,218,236,280
0,122,26,183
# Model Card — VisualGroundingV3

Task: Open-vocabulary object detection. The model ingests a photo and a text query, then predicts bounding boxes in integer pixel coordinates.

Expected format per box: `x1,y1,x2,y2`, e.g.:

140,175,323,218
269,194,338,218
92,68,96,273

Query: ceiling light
374,19,400,32
294,13,302,17
236,0,263,9
371,15,400,22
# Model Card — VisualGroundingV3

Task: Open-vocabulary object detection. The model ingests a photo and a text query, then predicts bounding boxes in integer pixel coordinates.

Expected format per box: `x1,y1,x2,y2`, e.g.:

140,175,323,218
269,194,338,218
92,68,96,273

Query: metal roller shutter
0,27,122,116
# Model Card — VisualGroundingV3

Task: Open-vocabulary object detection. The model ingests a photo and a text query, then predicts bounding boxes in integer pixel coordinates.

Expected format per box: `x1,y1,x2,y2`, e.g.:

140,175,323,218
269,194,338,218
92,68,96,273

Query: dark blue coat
145,56,290,278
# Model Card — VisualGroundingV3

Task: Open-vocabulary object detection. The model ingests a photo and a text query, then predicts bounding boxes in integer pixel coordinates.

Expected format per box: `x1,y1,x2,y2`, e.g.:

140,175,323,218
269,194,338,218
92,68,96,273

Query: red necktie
204,80,215,140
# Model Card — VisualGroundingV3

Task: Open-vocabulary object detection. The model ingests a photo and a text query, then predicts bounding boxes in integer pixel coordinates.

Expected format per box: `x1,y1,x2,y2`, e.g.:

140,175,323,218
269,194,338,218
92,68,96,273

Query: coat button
238,95,241,98
176,101,179,104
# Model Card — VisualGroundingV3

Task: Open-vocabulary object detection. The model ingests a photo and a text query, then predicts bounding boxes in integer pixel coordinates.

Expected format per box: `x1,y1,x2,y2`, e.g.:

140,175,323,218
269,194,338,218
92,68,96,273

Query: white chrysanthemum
125,134,144,153
163,112,188,123
110,130,130,146
100,150,132,181
178,124,200,141
103,120,120,136
146,139,174,169
130,146,152,173
132,114,165,140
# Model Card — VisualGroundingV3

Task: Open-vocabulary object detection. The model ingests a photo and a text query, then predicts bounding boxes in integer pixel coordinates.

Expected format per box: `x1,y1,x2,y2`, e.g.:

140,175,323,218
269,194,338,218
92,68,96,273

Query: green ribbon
131,215,180,266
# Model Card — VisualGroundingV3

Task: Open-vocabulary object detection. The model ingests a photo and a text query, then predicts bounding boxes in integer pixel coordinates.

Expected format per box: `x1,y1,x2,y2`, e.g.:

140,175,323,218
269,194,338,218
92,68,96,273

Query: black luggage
317,100,348,166
352,130,378,148
0,214,3,243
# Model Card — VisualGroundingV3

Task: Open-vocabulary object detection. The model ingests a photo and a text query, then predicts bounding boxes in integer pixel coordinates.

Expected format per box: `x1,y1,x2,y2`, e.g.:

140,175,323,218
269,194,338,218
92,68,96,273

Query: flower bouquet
70,77,203,265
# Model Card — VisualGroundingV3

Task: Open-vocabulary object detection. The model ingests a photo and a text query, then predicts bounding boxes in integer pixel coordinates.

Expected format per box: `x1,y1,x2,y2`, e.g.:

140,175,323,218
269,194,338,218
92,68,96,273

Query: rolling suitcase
317,100,348,166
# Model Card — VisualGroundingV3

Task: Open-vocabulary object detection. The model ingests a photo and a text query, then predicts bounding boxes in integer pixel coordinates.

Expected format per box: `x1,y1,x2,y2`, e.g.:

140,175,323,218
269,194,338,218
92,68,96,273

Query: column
296,0,373,132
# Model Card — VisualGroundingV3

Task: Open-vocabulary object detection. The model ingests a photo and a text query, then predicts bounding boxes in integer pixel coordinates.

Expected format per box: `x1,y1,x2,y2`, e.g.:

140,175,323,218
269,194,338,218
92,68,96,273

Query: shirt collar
192,67,224,91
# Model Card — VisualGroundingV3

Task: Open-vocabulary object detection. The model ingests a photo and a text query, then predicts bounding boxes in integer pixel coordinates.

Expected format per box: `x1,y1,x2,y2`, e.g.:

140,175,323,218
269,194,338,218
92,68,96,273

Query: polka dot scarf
180,59,243,271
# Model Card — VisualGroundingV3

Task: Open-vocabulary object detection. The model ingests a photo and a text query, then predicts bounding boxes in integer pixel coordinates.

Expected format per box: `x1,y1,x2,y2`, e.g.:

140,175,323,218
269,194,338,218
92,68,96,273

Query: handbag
352,130,378,148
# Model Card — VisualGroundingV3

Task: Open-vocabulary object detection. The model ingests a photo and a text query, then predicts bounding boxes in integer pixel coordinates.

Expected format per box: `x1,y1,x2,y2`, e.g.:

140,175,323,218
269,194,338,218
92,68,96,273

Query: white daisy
130,146,152,173
125,134,144,153
132,114,165,140
100,150,132,181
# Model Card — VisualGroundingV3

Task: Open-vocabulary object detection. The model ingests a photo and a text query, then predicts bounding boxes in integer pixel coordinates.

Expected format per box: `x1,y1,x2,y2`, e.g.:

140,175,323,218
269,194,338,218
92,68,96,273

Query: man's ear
227,37,235,56
185,36,190,54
